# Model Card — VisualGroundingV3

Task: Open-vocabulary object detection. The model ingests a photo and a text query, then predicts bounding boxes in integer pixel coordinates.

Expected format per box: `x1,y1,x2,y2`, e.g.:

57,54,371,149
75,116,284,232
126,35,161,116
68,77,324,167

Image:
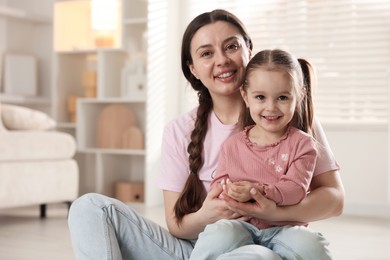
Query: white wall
324,124,390,218
146,0,184,206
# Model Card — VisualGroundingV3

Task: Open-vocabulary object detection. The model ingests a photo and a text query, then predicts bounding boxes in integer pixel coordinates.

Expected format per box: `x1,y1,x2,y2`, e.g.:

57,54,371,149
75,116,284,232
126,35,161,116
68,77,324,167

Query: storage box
84,85,97,98
114,181,144,203
82,71,97,87
67,96,80,122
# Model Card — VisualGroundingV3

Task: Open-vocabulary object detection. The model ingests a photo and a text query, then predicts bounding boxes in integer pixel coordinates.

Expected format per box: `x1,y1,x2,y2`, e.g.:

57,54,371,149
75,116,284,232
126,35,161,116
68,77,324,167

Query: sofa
0,102,79,217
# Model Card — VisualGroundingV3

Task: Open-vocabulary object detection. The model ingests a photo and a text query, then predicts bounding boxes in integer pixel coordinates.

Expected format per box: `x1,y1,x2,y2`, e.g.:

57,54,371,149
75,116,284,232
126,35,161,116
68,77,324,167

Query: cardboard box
114,181,144,203
82,71,97,87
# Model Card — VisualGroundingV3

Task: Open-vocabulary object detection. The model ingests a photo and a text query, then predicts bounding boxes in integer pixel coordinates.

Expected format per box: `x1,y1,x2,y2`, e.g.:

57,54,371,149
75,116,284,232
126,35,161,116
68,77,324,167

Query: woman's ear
188,63,199,79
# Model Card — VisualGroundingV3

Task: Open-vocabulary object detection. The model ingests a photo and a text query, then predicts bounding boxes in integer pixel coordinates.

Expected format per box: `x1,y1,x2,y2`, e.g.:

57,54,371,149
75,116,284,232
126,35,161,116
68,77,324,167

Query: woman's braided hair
174,9,253,224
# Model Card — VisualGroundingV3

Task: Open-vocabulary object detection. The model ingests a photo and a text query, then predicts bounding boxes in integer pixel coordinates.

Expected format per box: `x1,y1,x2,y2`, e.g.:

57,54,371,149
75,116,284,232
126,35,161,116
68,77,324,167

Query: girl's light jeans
68,193,282,260
190,219,333,260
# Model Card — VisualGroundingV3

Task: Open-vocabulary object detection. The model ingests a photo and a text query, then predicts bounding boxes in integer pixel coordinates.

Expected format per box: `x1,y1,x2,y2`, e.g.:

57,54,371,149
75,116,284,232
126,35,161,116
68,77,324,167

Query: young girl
190,49,329,259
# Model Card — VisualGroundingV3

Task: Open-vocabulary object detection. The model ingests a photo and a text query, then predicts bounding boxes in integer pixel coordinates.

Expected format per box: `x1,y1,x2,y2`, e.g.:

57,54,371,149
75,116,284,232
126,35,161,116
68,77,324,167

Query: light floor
0,203,389,260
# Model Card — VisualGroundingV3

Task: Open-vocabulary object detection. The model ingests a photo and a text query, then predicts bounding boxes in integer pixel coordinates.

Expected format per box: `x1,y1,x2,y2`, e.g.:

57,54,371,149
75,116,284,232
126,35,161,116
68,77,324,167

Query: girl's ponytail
297,58,315,137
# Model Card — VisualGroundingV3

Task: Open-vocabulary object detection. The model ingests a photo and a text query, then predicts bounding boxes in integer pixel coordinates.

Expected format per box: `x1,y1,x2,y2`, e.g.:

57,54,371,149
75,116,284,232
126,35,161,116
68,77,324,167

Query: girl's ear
240,87,249,107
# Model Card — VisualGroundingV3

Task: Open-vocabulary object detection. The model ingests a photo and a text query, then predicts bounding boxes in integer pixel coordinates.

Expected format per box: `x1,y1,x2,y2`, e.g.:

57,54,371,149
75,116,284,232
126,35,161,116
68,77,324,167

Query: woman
68,9,344,260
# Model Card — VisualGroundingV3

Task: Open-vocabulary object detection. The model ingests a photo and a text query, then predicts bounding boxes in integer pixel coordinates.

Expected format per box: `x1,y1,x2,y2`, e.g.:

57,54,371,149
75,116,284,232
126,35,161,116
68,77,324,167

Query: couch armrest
0,131,76,161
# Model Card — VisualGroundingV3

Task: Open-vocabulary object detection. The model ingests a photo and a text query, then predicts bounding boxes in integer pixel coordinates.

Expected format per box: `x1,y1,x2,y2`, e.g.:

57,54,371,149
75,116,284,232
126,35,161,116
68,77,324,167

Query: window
184,0,390,126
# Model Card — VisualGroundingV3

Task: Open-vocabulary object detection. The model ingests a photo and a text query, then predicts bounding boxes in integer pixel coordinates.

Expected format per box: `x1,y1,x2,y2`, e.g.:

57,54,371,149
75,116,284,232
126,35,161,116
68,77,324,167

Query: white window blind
184,0,390,125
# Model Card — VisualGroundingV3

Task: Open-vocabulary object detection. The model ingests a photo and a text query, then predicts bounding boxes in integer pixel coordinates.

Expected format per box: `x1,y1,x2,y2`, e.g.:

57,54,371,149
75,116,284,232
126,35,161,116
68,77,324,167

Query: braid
174,89,212,224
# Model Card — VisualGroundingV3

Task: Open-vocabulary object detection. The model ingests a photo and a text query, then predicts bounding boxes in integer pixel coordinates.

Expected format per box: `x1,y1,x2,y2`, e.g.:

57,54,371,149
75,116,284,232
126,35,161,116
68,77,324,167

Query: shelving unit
0,0,53,114
52,0,161,206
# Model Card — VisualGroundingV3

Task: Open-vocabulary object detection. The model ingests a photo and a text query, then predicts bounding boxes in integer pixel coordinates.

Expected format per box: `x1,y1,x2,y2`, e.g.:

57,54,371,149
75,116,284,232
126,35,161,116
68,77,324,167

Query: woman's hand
199,183,244,222
163,184,247,239
223,187,279,222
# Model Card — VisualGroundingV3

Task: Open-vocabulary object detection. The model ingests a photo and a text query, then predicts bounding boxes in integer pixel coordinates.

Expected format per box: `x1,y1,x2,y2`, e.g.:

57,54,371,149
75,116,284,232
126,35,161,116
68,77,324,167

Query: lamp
91,0,119,48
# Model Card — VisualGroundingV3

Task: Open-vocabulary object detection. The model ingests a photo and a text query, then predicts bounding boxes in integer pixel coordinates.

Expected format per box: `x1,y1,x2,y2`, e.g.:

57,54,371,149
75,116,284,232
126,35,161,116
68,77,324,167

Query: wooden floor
0,203,389,260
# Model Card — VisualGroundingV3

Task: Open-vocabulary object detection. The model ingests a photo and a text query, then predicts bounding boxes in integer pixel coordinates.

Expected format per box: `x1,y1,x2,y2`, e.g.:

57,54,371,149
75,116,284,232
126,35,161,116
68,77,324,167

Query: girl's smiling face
188,21,251,98
242,68,298,137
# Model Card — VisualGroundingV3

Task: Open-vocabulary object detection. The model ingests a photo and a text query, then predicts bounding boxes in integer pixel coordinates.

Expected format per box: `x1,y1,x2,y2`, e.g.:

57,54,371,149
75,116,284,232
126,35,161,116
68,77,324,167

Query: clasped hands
219,178,264,202
216,178,277,222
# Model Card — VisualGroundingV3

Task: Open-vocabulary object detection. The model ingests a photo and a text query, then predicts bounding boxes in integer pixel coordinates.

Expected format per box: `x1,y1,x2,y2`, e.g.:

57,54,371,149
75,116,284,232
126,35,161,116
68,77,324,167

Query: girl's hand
224,179,255,202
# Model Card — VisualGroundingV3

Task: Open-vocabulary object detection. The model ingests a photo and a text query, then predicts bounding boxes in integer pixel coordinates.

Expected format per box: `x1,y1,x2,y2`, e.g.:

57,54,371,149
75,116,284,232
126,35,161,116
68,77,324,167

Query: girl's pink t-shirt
155,108,339,193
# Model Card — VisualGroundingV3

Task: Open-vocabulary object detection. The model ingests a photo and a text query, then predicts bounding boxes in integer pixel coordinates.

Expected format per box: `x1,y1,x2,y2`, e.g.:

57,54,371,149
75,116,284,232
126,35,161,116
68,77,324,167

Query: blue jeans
68,193,283,260
190,219,333,260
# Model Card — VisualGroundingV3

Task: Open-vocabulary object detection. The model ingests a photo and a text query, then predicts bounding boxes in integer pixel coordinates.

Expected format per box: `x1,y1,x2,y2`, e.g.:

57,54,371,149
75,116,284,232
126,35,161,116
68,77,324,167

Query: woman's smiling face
188,21,251,98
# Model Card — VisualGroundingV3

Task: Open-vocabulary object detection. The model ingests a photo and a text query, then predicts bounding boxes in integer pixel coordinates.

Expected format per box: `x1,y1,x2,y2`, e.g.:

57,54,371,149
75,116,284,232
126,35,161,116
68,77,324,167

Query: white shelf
123,17,147,25
0,5,51,24
78,148,146,156
0,94,51,106
80,97,146,104
56,48,126,55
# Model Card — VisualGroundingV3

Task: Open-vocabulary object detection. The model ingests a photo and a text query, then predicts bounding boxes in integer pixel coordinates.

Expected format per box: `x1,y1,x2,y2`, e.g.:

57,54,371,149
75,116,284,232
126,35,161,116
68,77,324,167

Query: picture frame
3,53,37,96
